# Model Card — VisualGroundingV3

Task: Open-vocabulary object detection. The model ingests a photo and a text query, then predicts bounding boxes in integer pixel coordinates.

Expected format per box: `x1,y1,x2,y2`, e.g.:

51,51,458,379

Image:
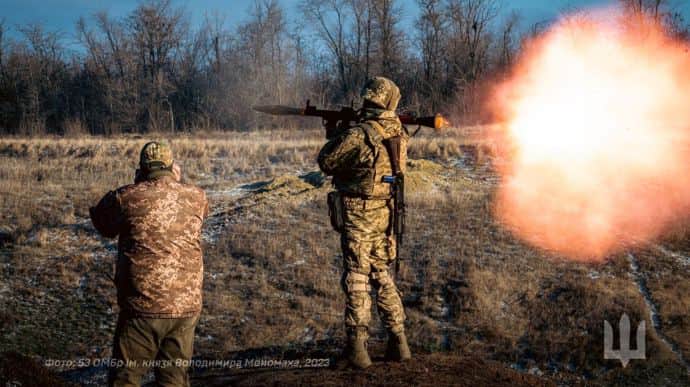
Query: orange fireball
491,10,690,261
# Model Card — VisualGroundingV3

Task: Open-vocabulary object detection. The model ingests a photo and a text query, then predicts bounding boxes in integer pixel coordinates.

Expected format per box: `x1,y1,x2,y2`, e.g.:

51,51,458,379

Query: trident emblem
604,313,646,367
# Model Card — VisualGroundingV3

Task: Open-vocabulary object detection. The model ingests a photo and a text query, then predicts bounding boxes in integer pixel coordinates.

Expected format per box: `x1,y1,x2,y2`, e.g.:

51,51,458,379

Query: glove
325,119,346,140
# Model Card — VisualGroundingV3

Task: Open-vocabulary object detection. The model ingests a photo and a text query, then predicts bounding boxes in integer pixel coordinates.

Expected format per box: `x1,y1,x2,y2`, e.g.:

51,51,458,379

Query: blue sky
2,0,689,46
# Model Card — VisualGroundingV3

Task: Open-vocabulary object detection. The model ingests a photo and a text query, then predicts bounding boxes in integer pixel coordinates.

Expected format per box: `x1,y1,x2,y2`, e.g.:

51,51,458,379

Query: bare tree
497,10,520,70
416,0,447,111
78,11,139,133
370,0,404,77
353,0,371,76
301,0,352,99
15,24,68,134
616,0,690,40
619,0,665,20
0,0,559,134
129,0,187,131
444,0,498,122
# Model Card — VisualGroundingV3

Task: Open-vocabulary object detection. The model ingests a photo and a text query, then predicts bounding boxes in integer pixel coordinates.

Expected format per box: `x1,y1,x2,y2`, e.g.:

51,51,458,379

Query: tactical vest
333,121,394,199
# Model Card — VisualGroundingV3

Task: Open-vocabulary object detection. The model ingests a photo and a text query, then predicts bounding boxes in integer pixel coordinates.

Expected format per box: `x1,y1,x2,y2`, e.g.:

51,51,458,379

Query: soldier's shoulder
114,183,139,196
350,121,383,142
114,182,154,204
176,181,207,200
343,125,367,140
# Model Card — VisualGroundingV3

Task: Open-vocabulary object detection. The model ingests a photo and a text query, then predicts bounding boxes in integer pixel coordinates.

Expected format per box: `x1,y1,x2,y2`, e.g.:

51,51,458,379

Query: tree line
0,0,686,135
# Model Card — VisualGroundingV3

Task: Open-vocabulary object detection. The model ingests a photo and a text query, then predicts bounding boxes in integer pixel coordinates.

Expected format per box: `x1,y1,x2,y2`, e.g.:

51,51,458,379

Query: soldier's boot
347,327,372,369
385,329,411,361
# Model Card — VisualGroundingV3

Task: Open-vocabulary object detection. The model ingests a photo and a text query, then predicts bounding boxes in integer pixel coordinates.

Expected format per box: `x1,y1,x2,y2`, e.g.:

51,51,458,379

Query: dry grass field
0,128,688,386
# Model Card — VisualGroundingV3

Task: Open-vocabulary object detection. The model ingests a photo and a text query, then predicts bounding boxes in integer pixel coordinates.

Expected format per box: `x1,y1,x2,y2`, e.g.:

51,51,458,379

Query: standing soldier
318,76,411,369
90,142,209,387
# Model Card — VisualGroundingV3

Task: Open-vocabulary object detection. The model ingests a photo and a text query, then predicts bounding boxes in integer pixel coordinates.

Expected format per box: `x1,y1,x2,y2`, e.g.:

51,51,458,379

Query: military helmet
139,141,173,170
361,76,401,111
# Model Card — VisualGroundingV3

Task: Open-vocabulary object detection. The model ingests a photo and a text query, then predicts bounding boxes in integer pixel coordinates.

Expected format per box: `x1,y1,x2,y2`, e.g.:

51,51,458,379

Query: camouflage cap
361,76,401,111
140,141,173,170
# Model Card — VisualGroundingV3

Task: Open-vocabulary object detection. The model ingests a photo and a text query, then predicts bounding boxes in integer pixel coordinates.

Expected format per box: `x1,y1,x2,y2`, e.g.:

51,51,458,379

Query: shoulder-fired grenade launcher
253,100,450,275
253,100,449,132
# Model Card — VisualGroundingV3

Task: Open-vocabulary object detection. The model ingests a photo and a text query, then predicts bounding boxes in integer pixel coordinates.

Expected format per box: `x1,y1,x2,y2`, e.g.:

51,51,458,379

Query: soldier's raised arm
317,128,366,176
89,190,124,238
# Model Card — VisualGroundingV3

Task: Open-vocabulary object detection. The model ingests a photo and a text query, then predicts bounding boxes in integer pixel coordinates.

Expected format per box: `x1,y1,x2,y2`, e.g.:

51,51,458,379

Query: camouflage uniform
90,142,209,387
318,77,410,367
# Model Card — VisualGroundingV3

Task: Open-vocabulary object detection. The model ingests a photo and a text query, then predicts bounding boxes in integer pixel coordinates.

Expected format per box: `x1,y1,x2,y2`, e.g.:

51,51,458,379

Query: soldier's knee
370,270,394,290
342,271,370,293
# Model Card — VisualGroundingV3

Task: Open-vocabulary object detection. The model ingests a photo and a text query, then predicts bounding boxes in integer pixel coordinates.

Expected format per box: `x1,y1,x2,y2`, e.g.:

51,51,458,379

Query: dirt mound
408,159,446,175
261,175,316,194
243,160,451,199
406,159,451,193
192,352,554,387
242,172,326,198
235,160,451,203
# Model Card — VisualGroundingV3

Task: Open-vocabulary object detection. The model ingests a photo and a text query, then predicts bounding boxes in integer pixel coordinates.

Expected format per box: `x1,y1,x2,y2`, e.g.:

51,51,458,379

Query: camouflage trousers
340,196,406,335
109,313,199,387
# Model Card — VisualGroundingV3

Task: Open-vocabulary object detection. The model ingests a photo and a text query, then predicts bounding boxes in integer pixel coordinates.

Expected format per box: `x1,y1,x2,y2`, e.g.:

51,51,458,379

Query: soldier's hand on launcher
324,119,342,140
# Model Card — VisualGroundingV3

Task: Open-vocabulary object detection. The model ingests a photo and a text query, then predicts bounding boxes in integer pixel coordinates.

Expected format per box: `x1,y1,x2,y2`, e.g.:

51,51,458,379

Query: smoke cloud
490,10,690,261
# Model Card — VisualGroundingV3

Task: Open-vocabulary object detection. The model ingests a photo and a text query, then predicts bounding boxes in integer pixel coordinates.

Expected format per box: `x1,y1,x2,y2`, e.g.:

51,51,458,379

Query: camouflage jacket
90,175,209,318
318,109,407,199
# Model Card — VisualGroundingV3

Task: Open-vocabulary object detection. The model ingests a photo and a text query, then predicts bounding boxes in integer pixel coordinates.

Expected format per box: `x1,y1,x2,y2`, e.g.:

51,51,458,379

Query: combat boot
385,330,411,361
347,327,372,369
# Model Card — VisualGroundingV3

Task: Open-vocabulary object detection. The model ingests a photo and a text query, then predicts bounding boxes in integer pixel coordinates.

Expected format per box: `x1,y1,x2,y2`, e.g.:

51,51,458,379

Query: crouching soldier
90,142,209,387
318,77,412,369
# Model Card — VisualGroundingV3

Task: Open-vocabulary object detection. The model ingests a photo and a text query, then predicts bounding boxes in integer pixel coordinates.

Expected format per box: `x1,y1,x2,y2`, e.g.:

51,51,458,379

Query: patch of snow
627,253,689,373
440,306,450,317
206,187,251,200
528,366,543,376
302,327,315,343
285,259,306,268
